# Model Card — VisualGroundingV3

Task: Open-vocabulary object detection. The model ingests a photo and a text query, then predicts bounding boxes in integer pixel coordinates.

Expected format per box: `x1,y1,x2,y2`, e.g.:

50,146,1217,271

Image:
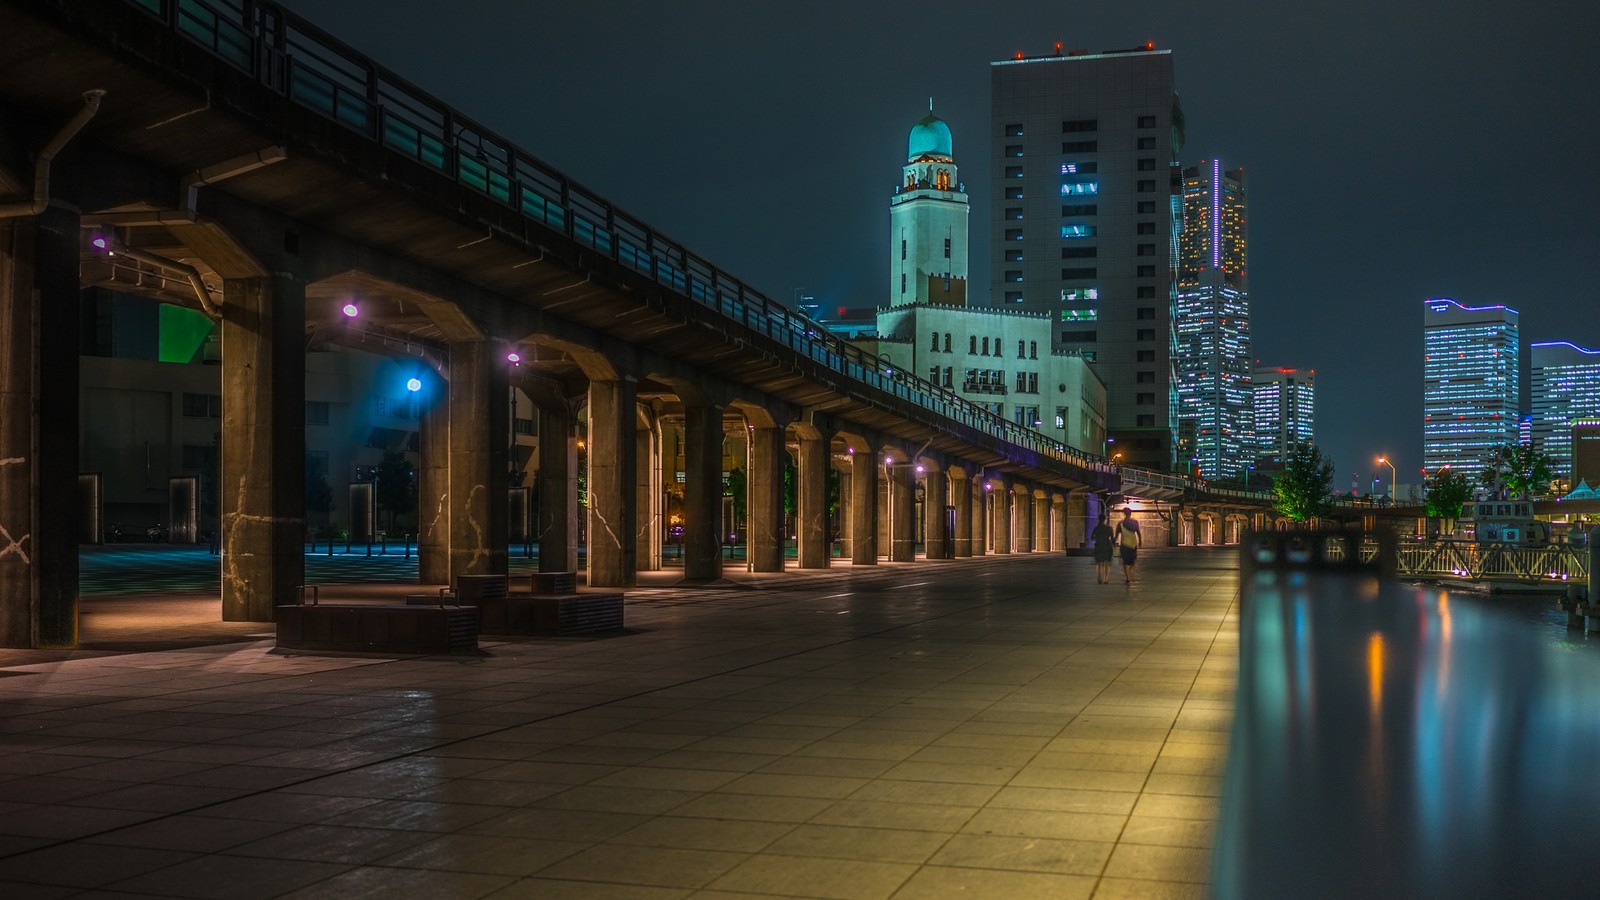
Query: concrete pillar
587,378,638,587
1065,492,1088,550
417,370,450,584
850,450,877,565
993,480,1011,554
217,273,306,622
971,477,987,556
1034,493,1049,554
636,415,661,572
683,403,723,580
1214,512,1227,546
748,425,785,572
0,208,80,647
447,341,509,580
796,434,830,568
889,462,914,562
1014,488,1032,553
1051,495,1067,552
924,467,949,559
950,470,970,557
1170,508,1183,547
537,403,578,573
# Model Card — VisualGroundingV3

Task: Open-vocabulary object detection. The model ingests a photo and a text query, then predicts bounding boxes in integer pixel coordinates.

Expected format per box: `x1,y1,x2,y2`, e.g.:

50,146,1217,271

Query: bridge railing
115,0,1129,480
1339,539,1591,584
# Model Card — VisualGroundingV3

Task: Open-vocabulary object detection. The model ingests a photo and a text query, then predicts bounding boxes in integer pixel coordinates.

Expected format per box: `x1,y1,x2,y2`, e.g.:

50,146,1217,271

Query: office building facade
1530,341,1600,486
990,45,1182,470
1252,366,1314,467
1174,159,1249,478
1422,299,1520,474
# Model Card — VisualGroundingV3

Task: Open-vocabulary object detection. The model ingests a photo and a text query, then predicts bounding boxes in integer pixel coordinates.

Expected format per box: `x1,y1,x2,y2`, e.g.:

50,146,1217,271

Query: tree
373,449,417,531
1424,467,1473,524
724,467,747,540
1478,443,1554,500
1272,443,1334,522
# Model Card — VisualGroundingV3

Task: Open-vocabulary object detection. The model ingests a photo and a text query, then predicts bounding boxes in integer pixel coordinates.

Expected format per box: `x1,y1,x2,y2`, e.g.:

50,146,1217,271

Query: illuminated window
1060,179,1099,196
1061,224,1096,239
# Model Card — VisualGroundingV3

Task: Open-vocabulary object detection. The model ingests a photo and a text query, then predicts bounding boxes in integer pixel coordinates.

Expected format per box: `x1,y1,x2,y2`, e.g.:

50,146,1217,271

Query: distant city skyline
279,0,1600,479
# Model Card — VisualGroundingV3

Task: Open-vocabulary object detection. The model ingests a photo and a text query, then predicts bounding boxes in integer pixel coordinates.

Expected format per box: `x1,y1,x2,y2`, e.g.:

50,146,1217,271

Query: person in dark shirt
1117,507,1142,583
1091,512,1114,583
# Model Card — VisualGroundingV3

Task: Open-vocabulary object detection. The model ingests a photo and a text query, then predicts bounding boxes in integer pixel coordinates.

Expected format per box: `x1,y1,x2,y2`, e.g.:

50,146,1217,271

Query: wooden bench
277,586,478,654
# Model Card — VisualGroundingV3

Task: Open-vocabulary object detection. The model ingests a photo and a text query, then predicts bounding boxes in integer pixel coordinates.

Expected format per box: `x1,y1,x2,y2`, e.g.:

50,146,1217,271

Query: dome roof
907,114,953,161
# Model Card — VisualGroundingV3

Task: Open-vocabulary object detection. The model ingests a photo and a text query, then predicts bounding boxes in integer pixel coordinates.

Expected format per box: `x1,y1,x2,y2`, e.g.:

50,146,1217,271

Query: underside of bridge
0,0,1122,647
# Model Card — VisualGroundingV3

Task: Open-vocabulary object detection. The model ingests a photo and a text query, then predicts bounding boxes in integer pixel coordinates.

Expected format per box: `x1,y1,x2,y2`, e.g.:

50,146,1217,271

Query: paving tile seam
1085,575,1238,894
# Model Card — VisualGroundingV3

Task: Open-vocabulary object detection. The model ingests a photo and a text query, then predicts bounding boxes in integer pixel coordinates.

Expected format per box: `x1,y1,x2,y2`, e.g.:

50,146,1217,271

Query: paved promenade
0,549,1238,899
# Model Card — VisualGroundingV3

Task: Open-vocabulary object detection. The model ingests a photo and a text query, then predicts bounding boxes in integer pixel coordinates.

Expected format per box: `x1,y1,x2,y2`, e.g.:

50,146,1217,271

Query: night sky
281,0,1600,489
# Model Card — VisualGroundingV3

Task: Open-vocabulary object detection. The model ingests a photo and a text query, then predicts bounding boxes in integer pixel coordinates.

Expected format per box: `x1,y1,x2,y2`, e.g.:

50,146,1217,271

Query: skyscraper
1422,299,1520,474
1175,160,1249,479
1530,340,1600,485
990,44,1182,470
1252,366,1314,467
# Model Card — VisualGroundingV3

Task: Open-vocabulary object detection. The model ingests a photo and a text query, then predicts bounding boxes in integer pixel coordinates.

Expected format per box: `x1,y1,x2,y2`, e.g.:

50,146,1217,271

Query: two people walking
1091,507,1141,584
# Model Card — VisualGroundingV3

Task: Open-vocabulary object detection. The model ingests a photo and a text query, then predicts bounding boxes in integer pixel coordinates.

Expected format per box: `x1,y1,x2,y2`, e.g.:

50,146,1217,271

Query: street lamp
1377,456,1396,503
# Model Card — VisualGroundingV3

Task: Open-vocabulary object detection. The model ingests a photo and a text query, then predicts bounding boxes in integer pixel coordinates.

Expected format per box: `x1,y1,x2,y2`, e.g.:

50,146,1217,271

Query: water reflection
1216,573,1600,899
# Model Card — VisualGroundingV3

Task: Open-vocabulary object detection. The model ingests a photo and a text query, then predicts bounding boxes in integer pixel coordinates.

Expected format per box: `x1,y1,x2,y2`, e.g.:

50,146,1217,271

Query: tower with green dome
890,109,968,308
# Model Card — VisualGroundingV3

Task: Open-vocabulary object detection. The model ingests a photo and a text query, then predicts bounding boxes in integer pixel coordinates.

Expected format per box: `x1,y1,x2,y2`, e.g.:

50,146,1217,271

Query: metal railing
1337,539,1592,584
116,0,1123,479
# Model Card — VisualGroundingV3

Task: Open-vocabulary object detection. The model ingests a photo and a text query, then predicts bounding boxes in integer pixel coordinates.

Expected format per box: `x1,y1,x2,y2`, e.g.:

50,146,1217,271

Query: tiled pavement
0,548,1238,899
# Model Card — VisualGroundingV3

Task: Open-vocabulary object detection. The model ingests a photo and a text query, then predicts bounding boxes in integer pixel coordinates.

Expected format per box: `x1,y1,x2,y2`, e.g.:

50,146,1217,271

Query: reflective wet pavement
2,550,1237,899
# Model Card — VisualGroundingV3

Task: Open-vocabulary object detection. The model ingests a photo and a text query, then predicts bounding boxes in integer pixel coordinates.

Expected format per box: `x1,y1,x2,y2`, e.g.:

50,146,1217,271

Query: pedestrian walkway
0,549,1238,899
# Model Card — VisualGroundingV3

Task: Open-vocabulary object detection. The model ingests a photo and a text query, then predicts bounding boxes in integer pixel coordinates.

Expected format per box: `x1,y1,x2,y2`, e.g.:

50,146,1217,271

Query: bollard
365,538,372,558
379,533,387,556
327,536,334,557
405,533,412,559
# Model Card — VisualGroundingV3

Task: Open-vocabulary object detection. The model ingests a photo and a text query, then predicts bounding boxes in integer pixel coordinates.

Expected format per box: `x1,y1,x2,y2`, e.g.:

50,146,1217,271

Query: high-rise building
1422,299,1520,474
1530,341,1600,486
989,44,1183,470
890,112,969,307
1174,160,1249,478
1252,366,1314,467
